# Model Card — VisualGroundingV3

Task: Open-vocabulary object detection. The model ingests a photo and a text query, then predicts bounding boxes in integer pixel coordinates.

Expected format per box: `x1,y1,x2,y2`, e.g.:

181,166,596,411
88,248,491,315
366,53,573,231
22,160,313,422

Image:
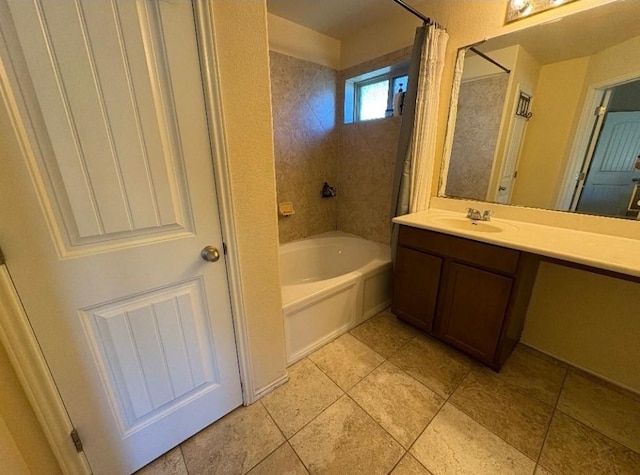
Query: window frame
345,62,410,124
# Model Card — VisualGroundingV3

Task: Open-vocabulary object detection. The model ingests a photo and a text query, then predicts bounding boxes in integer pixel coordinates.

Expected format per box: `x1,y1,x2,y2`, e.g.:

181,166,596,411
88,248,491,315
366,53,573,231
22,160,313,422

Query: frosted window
358,79,389,121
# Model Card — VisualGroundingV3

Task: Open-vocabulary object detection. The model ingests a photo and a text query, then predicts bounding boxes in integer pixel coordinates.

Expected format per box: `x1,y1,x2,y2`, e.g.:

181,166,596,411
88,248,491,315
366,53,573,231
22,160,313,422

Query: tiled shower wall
337,47,411,244
445,74,509,201
270,48,411,245
269,51,339,243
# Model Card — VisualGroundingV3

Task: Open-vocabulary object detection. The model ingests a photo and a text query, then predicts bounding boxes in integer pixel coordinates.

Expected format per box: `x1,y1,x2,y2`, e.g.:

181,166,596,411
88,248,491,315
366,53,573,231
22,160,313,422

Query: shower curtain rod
392,0,432,25
468,46,511,74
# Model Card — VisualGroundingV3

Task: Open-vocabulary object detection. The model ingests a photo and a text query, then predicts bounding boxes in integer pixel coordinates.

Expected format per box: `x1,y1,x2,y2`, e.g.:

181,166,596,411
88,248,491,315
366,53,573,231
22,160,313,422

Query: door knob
632,177,640,182
498,186,507,191
201,246,220,262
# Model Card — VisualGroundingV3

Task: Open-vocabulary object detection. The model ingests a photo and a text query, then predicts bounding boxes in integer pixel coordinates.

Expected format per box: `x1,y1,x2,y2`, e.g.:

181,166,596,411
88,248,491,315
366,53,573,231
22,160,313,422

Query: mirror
440,0,640,220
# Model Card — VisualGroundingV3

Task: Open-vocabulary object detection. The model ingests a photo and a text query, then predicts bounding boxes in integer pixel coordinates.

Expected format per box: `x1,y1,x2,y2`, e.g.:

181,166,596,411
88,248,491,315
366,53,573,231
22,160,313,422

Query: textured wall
336,48,411,244
445,74,509,201
211,2,287,393
270,51,339,243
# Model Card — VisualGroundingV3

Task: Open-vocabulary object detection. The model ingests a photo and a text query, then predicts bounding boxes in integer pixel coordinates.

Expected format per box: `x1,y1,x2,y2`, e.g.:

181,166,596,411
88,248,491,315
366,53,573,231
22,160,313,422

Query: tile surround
270,51,339,244
139,310,640,475
271,47,412,244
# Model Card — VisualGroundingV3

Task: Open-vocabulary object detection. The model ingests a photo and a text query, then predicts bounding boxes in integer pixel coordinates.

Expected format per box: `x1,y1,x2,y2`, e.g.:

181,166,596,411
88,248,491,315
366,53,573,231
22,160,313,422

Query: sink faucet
466,208,492,221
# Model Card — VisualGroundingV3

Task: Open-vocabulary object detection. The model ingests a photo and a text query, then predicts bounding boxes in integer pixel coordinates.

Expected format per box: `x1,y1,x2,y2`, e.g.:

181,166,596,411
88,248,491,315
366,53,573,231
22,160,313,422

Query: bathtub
280,232,392,365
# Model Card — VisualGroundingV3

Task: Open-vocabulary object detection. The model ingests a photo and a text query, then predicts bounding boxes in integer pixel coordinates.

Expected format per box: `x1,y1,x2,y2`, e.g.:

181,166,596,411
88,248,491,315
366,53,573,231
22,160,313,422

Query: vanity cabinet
392,225,539,370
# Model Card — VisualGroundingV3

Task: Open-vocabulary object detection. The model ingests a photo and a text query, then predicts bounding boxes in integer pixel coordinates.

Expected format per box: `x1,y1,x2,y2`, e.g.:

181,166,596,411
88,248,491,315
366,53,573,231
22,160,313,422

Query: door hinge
578,171,586,181
70,428,83,453
595,105,606,116
513,170,518,179
222,242,228,255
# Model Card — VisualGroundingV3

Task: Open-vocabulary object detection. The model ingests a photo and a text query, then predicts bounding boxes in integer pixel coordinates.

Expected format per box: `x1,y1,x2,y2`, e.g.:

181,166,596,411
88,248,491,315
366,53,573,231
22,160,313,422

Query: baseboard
252,373,290,402
520,341,640,397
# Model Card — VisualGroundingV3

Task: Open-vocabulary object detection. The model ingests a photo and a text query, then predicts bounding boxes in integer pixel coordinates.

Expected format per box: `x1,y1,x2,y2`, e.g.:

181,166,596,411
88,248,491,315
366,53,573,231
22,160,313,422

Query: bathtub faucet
321,182,336,198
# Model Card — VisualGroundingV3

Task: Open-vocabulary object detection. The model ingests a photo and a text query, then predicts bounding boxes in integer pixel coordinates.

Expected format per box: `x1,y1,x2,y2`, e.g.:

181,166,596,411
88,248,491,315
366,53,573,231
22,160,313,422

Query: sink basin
432,216,518,233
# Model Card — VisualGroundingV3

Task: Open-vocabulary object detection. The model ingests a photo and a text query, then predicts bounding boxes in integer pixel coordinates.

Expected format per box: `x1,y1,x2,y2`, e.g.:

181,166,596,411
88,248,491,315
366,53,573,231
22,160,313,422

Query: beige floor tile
261,358,343,438
450,368,554,459
247,443,308,475
350,310,419,358
289,395,405,474
135,447,187,475
308,333,384,390
349,361,444,448
181,402,284,475
411,404,535,475
534,465,554,475
539,411,640,474
558,370,640,453
388,334,472,398
496,344,567,405
391,454,433,474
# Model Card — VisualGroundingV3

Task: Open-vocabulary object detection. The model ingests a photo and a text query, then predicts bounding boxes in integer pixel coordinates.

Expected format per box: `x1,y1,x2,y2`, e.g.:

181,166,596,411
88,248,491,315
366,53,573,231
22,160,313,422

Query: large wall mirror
440,0,640,220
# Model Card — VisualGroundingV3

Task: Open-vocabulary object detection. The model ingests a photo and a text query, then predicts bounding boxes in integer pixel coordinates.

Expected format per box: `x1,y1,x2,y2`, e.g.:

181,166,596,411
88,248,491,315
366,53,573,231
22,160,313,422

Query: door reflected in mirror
440,0,640,220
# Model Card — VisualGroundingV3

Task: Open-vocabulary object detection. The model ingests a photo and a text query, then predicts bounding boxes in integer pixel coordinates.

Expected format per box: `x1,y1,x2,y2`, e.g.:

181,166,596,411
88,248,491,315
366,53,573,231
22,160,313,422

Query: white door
0,1,242,473
576,111,640,216
495,113,528,204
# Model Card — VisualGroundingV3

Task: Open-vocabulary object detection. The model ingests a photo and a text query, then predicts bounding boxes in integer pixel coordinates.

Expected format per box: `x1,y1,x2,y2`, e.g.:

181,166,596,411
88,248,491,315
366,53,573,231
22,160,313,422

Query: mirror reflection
441,0,640,219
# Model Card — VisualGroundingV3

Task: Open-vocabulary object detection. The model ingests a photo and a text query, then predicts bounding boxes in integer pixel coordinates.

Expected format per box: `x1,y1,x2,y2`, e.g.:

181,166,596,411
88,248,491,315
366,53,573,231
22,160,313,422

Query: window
356,77,389,121
344,63,410,124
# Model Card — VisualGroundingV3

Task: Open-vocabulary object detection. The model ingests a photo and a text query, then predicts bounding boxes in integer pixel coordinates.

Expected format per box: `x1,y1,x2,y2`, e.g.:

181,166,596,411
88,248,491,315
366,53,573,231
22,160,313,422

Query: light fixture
506,0,578,23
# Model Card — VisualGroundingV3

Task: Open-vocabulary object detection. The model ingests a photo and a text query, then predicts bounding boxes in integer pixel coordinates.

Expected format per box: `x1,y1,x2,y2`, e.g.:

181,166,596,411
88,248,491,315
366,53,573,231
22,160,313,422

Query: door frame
556,69,640,210
0,1,254,473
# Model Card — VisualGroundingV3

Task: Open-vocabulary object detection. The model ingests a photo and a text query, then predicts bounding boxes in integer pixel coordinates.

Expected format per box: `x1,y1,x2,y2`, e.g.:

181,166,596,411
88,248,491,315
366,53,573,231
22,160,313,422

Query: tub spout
321,182,336,198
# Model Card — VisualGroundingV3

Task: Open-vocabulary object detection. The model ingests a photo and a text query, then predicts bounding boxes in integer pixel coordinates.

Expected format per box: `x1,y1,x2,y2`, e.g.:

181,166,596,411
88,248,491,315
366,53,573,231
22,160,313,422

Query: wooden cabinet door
392,246,442,332
437,262,513,365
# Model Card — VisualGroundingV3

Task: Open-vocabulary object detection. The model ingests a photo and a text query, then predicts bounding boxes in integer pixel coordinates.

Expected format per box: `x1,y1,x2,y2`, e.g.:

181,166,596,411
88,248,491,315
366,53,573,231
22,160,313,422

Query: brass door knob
201,246,221,262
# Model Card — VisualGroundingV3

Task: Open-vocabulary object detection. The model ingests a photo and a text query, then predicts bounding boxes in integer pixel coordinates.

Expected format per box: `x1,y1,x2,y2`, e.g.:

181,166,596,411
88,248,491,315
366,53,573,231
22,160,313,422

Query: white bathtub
280,232,392,365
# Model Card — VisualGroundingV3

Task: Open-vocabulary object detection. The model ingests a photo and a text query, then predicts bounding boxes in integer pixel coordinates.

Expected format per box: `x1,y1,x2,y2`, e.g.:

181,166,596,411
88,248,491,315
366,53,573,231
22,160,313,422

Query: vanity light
506,0,577,23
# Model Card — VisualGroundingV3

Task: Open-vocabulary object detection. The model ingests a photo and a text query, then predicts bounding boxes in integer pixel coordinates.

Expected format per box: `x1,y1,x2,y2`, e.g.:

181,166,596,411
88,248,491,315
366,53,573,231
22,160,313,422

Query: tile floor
137,309,640,475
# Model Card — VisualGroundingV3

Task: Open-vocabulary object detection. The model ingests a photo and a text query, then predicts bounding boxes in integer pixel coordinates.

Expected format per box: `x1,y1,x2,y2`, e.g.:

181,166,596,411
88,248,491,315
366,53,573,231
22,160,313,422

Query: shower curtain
390,23,448,262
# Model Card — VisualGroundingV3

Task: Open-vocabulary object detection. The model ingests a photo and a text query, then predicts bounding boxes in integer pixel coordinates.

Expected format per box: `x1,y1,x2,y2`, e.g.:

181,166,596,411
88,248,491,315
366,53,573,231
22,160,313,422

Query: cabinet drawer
398,225,520,274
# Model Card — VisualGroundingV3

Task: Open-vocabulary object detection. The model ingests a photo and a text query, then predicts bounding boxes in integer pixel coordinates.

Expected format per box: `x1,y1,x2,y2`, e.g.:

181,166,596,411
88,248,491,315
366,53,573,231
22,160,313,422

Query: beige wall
211,2,287,393
522,263,640,392
511,56,590,208
0,337,60,474
267,13,341,69
270,51,339,243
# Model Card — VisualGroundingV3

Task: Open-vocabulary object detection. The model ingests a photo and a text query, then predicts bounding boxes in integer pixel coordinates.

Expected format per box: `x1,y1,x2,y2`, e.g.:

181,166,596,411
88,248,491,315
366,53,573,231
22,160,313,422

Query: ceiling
266,0,424,39
476,0,640,65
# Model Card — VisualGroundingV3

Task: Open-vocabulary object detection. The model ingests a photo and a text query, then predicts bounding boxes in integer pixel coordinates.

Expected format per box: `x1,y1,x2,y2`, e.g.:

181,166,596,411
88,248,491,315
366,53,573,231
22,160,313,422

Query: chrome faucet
466,208,492,221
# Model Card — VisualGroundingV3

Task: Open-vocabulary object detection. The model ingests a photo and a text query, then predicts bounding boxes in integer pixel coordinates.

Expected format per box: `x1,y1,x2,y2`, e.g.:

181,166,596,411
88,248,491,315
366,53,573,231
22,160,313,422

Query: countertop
393,209,640,279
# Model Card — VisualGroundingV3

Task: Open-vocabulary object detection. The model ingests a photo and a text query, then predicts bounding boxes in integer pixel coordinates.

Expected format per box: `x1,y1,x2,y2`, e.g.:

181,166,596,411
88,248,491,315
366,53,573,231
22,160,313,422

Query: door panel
7,0,193,251
0,1,241,473
577,111,640,216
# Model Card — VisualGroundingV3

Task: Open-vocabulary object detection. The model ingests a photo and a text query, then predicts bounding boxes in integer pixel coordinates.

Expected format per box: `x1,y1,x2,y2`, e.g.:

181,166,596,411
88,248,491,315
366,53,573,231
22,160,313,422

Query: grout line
534,364,569,467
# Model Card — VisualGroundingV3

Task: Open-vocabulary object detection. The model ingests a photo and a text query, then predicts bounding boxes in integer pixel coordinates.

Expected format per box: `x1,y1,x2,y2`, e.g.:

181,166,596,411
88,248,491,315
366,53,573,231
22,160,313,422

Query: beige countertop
393,209,640,279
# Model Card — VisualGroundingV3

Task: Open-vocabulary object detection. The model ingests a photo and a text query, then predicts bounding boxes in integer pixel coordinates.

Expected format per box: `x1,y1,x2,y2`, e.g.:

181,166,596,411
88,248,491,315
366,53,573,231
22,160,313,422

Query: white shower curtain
407,24,448,212
390,23,448,263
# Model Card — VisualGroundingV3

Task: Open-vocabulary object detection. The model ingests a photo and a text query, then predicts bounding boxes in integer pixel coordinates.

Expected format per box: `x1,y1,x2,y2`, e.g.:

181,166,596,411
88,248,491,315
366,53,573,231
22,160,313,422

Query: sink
431,216,518,233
